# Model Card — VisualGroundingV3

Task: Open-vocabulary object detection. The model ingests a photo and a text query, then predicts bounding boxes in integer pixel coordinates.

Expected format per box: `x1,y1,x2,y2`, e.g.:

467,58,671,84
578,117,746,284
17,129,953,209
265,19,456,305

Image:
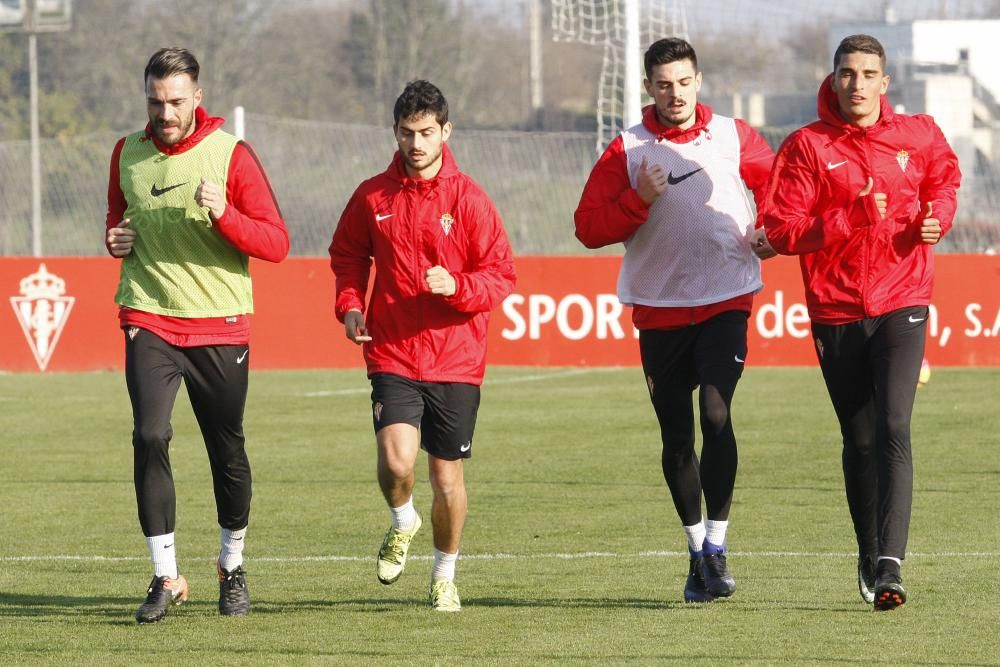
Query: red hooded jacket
762,76,961,324
329,143,516,385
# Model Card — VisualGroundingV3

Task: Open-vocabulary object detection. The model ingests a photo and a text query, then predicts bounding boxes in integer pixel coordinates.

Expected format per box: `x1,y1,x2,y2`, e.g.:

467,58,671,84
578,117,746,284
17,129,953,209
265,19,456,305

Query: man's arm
762,135,874,255
917,117,962,243
573,135,653,248
329,191,374,323
432,195,516,314
211,141,290,263
735,119,775,217
104,137,135,257
736,120,778,259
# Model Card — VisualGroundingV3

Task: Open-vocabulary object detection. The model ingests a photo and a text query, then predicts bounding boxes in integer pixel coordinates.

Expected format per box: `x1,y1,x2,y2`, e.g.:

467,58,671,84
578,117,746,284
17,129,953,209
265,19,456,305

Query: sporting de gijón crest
10,263,75,371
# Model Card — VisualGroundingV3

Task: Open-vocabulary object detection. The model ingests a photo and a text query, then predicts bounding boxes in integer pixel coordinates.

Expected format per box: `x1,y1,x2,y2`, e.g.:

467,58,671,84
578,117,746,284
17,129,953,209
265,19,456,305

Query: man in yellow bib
104,47,289,623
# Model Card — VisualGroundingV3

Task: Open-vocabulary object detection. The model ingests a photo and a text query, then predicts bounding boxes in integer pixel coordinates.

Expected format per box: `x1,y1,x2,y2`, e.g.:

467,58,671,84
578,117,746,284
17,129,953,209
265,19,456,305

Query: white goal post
551,0,689,151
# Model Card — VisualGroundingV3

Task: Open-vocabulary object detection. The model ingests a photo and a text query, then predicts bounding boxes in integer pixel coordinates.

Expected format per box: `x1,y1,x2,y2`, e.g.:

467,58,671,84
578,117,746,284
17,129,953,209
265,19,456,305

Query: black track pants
812,306,927,560
125,328,251,537
639,311,748,526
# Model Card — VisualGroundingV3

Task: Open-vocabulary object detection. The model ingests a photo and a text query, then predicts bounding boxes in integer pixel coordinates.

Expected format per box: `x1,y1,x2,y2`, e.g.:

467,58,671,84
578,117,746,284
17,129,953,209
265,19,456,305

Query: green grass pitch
1,366,998,664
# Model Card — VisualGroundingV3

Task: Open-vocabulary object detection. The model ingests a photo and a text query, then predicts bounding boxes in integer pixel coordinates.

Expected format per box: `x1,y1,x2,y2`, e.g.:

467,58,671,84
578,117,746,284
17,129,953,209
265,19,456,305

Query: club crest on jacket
896,149,909,173
440,213,455,236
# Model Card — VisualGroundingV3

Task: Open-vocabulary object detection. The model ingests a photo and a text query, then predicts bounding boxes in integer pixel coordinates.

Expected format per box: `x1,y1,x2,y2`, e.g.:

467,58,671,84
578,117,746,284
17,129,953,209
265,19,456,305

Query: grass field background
1,366,998,665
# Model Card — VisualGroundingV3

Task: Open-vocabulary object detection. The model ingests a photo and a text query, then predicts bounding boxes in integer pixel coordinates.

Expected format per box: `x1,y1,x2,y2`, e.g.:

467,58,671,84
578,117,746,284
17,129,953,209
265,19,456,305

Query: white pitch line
3,550,998,563
301,368,616,398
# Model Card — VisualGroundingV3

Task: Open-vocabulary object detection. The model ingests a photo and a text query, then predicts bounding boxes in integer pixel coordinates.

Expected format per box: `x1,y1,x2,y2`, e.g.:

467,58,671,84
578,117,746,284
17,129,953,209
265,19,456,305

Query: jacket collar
144,107,226,155
817,73,895,134
387,141,459,187
641,102,713,143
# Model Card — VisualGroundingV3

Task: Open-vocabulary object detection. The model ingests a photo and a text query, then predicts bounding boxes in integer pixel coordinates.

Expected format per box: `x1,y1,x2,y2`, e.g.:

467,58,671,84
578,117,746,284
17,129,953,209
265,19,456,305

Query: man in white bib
575,37,775,603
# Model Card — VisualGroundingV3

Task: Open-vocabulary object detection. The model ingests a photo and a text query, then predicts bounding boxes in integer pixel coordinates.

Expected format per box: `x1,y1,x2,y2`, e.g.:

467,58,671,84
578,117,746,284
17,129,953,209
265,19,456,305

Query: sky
453,0,999,33
683,0,997,34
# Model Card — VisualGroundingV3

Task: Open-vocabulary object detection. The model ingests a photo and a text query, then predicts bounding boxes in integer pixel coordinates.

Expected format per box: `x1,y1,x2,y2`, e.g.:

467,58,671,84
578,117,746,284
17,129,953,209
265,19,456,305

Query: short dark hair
144,47,200,84
393,80,449,128
833,34,886,72
643,37,698,80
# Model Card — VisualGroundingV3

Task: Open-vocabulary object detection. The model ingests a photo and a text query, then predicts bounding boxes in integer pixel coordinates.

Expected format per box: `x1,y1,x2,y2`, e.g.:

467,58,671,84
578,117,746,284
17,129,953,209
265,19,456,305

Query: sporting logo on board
10,264,75,371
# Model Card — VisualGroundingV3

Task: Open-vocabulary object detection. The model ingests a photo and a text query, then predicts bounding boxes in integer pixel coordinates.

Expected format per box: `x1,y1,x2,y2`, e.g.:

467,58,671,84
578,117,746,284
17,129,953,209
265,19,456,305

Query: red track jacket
762,76,961,324
329,144,516,385
106,107,289,345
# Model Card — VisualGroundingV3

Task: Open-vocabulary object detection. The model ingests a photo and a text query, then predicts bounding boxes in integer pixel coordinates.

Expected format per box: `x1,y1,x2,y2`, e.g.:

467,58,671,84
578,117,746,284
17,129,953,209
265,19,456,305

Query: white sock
705,519,729,549
219,526,247,572
431,548,458,582
147,533,178,579
390,497,417,531
682,521,706,555
878,556,901,566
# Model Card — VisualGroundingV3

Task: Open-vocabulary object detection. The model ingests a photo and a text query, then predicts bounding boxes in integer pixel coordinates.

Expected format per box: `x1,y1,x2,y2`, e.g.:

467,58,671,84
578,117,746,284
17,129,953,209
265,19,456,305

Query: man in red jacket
329,80,515,612
575,38,775,604
105,48,289,623
762,34,961,610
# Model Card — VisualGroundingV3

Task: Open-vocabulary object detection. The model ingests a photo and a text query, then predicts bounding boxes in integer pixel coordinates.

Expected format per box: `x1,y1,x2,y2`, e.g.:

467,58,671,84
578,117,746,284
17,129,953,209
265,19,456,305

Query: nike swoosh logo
826,160,848,170
236,350,248,364
164,543,174,549
459,442,471,453
908,316,925,323
734,355,745,363
666,168,704,185
150,182,188,197
375,213,394,221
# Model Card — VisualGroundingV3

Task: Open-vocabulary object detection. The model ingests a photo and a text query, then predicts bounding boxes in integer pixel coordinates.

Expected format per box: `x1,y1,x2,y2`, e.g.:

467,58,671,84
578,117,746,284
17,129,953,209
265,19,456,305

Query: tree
0,31,101,140
340,0,530,128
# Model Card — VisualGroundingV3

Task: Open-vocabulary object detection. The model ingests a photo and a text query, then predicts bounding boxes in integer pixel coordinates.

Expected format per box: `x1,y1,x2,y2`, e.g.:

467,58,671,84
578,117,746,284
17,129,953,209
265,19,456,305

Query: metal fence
1,113,997,257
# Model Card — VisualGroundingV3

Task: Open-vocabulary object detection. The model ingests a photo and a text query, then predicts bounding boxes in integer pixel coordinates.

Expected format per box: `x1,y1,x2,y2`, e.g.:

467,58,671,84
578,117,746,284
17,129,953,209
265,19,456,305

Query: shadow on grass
0,592,222,623
0,592,874,620
0,593,131,618
243,596,725,612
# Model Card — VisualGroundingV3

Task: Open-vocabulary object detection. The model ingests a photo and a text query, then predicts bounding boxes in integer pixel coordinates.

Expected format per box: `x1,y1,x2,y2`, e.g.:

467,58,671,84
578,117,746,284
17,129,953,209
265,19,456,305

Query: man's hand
859,177,887,219
636,156,668,205
344,309,371,344
195,177,227,220
106,218,135,257
920,201,942,244
425,265,456,296
750,227,777,259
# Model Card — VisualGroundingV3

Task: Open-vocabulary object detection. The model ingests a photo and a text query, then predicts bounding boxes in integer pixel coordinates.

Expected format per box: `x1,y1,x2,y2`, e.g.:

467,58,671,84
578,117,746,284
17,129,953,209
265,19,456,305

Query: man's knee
133,424,171,453
378,424,419,473
429,458,465,496
700,402,731,436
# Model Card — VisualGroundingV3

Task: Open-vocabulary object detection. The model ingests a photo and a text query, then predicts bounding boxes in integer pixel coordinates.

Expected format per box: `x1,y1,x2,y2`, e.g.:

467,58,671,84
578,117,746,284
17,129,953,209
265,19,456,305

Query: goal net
551,0,689,151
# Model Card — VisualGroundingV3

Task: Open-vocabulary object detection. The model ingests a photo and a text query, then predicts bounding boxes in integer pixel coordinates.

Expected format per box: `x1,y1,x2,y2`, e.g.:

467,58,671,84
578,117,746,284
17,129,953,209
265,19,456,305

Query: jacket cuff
622,187,652,219
850,197,876,229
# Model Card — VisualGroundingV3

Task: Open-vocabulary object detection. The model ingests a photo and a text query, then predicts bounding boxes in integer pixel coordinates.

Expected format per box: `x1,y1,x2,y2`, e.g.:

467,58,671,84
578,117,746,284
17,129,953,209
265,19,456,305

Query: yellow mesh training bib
114,129,253,317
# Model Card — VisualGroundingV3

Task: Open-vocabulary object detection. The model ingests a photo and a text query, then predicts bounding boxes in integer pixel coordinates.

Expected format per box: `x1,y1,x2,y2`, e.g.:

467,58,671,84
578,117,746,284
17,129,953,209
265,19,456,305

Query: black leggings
812,306,927,560
639,311,748,526
125,329,251,537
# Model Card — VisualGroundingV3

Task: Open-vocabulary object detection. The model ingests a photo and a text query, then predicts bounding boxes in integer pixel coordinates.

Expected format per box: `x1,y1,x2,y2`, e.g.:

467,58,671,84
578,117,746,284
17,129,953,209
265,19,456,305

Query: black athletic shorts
369,373,481,460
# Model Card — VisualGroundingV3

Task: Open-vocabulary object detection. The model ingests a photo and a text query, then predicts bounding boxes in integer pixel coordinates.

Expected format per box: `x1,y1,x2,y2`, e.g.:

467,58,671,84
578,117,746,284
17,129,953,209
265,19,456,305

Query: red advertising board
2,255,998,372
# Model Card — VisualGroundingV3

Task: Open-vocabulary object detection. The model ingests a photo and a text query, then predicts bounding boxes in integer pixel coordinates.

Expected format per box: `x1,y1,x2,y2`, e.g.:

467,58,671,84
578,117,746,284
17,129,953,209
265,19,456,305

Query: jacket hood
387,142,460,186
641,102,713,143
817,73,895,132
145,106,226,155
